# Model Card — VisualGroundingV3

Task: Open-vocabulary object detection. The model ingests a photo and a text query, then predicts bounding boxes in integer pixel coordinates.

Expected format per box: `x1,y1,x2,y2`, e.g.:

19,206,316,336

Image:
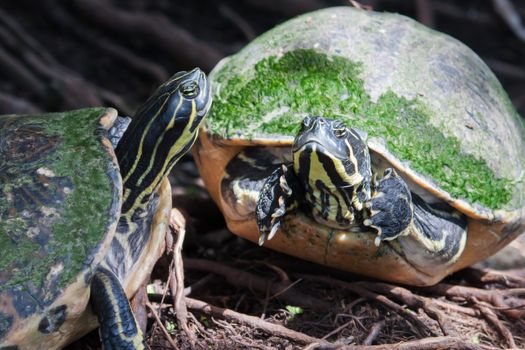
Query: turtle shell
194,7,525,285
0,108,122,347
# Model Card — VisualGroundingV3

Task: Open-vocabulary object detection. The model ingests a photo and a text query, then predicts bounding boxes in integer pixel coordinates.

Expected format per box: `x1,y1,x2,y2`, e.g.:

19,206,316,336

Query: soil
1,1,524,349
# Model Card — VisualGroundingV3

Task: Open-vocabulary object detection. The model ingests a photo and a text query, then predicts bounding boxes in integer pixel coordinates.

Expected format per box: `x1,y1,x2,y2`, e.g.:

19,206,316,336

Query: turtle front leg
90,267,147,350
364,168,468,268
256,163,300,245
363,168,413,246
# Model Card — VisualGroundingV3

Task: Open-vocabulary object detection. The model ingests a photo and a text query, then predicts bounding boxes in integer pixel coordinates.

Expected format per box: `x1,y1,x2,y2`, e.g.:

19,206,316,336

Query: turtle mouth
293,138,324,152
293,138,349,163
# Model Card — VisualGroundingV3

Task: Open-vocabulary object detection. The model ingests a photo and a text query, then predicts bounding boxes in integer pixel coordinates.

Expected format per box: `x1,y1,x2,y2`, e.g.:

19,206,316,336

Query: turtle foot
256,164,298,245
364,168,413,246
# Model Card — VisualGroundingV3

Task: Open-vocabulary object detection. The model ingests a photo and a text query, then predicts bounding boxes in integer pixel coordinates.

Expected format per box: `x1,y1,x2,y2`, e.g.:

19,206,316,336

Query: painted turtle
0,68,211,349
193,7,525,286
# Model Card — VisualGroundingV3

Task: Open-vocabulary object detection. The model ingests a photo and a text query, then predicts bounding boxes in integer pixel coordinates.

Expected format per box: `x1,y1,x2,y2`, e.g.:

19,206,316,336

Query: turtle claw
363,218,383,246
258,202,285,245
268,221,281,241
258,232,268,246
374,235,382,247
256,163,299,245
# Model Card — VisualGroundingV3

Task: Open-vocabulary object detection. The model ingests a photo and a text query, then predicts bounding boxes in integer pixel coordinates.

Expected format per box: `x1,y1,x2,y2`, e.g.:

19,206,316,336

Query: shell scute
0,108,121,344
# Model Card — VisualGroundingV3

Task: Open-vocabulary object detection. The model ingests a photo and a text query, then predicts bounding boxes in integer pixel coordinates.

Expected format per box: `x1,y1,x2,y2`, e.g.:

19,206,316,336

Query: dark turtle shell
0,108,121,344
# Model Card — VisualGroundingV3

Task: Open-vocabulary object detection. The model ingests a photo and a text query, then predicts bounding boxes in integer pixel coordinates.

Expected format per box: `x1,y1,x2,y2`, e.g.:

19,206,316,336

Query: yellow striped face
292,116,372,228
115,68,211,217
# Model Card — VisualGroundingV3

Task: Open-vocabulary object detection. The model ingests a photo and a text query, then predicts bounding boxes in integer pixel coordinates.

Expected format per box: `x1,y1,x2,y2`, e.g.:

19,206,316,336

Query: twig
185,297,329,345
168,209,195,344
298,274,433,337
357,282,454,336
432,3,493,25
0,7,58,65
422,283,524,319
348,1,374,11
493,0,525,43
0,41,46,98
474,301,517,349
0,7,128,111
184,273,215,296
304,336,495,350
184,258,333,312
321,320,353,340
460,267,525,288
430,298,479,317
256,260,291,282
362,320,385,346
146,302,179,349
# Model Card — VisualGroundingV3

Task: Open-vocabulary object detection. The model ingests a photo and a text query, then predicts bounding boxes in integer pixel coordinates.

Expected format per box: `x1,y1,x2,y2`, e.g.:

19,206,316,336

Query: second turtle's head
292,116,369,192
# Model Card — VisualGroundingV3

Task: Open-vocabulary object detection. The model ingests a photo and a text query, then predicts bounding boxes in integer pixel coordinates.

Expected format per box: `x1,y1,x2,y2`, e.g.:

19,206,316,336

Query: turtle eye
334,126,347,138
180,81,199,98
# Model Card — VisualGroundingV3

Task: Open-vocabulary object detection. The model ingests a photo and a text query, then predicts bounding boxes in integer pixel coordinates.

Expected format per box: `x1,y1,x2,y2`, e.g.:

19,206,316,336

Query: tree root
299,275,435,337
493,0,525,43
168,209,196,346
184,258,333,312
0,91,40,114
459,267,525,288
37,0,168,84
0,7,127,111
304,336,495,350
421,283,525,319
182,256,522,348
146,302,179,349
71,0,223,71
185,297,329,346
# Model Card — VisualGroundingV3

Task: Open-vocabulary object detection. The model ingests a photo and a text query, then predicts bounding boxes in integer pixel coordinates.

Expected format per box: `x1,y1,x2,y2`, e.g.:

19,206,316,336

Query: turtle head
158,68,212,119
117,68,211,214
135,68,211,134
292,116,369,189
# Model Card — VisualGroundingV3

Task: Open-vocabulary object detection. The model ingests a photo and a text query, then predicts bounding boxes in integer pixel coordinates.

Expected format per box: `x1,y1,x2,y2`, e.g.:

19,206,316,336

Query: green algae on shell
0,108,120,304
206,7,525,213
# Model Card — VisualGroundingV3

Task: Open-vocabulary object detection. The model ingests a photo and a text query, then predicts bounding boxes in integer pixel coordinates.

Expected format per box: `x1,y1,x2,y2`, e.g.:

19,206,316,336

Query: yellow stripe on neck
123,100,197,217
122,93,171,186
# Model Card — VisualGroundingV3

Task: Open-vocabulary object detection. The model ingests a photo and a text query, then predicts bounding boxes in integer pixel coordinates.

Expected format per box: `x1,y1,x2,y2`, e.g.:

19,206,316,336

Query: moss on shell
0,108,116,301
208,49,513,209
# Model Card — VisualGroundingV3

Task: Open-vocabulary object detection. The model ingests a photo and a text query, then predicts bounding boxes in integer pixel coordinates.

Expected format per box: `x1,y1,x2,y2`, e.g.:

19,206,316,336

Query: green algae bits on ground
205,6,525,214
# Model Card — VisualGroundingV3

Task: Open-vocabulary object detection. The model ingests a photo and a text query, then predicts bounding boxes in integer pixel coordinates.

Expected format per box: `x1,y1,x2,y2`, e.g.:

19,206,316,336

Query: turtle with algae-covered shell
193,7,525,286
0,68,211,349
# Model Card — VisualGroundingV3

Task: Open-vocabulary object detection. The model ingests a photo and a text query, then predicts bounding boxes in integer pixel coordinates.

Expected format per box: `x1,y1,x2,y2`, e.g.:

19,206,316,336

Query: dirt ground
1,1,525,349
